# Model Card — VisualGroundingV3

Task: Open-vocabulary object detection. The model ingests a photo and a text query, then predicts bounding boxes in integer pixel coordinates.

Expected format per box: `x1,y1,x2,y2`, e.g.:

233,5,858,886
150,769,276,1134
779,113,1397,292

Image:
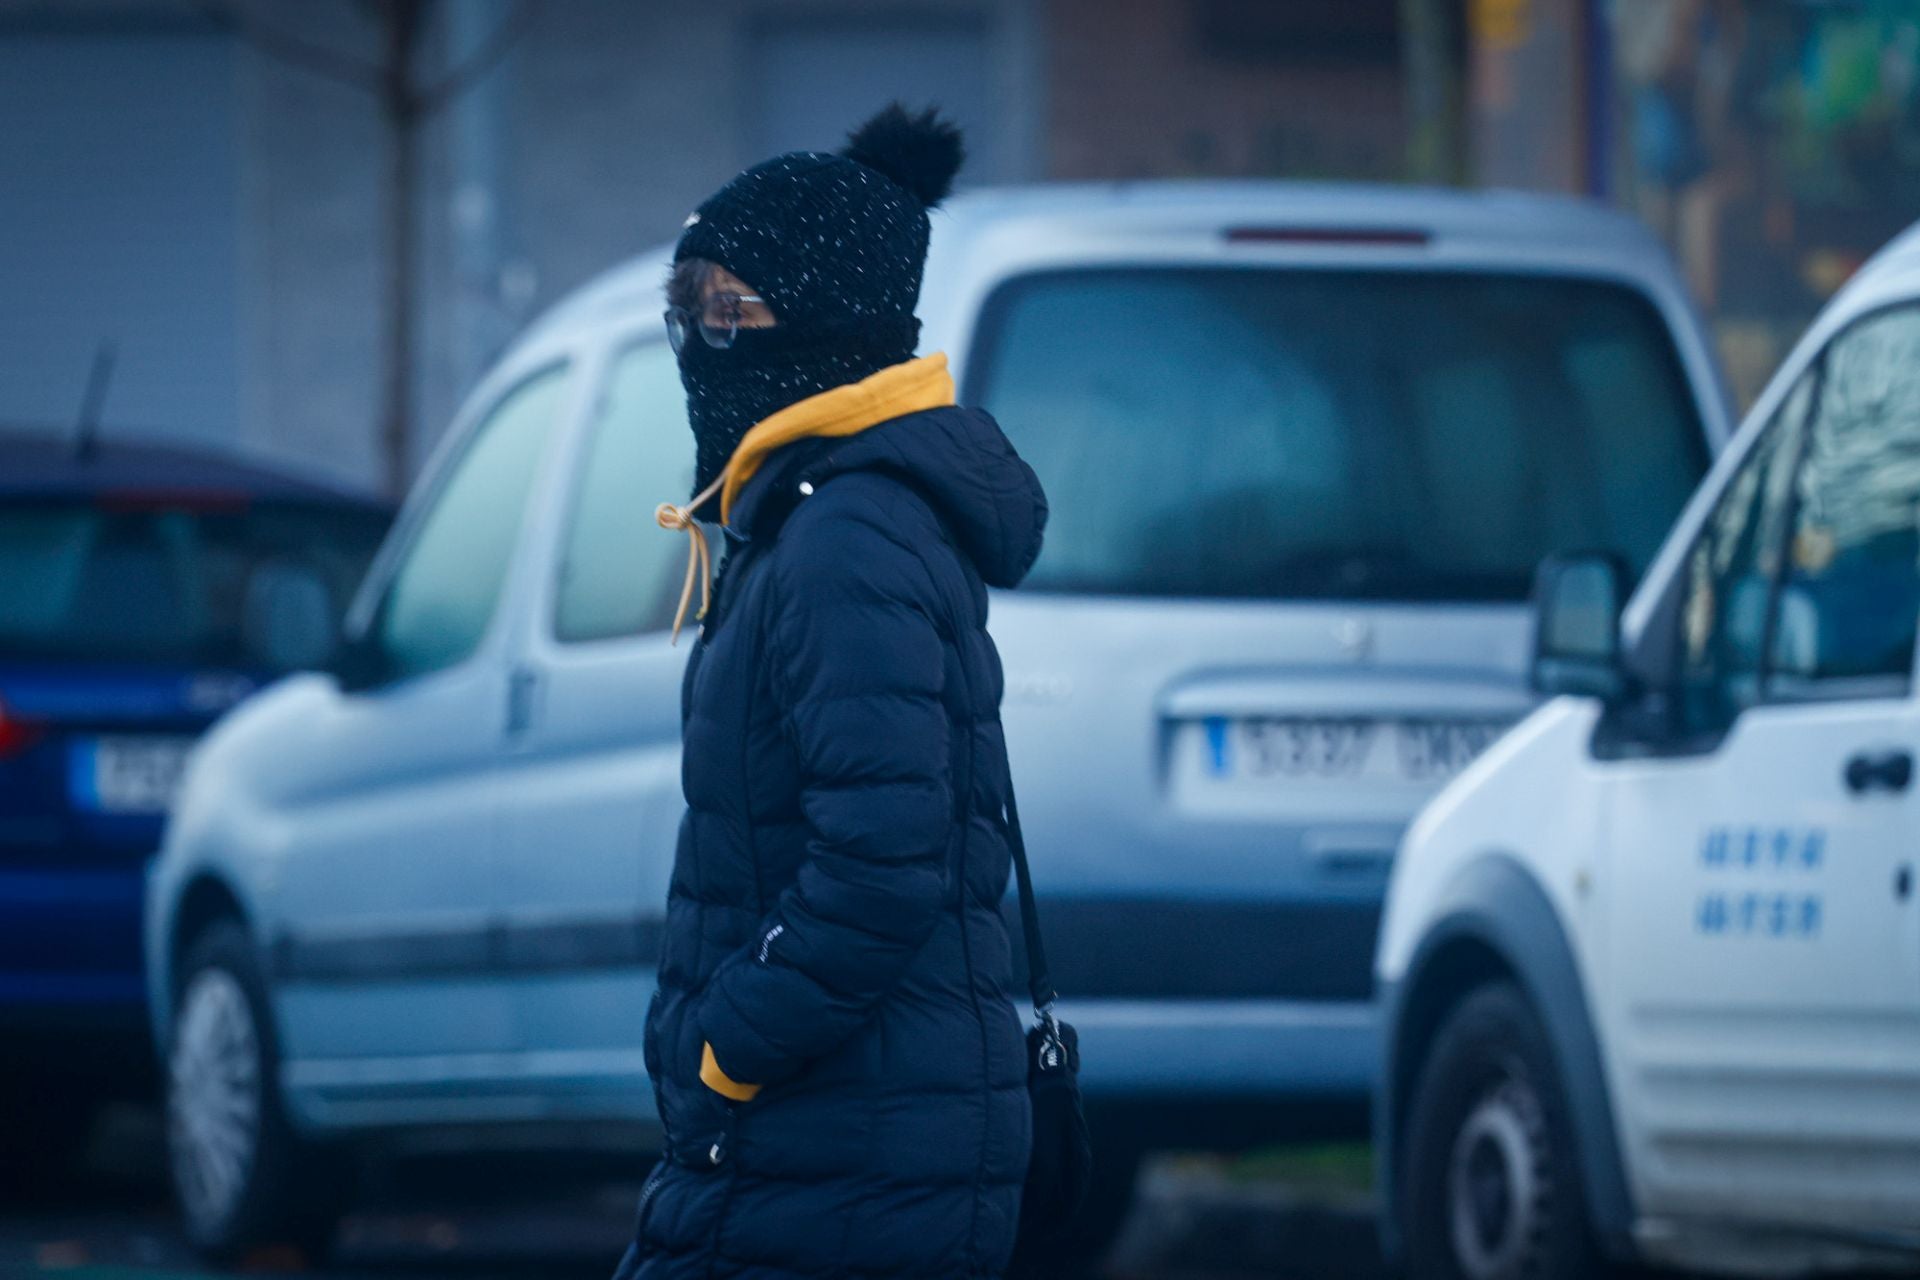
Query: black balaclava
673,104,965,497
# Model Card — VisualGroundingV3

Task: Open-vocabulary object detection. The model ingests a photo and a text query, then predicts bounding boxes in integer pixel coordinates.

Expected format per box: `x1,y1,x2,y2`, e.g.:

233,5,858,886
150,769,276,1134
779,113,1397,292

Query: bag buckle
1034,1001,1066,1071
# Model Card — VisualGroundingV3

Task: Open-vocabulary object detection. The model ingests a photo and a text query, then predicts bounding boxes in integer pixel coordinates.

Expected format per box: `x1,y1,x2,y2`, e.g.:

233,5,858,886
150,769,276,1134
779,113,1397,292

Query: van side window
553,341,698,643
1673,368,1813,739
1768,305,1920,698
378,363,570,681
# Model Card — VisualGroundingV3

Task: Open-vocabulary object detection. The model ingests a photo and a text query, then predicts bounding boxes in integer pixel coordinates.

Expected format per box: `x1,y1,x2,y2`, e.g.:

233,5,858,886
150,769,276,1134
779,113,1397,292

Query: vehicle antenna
74,339,116,462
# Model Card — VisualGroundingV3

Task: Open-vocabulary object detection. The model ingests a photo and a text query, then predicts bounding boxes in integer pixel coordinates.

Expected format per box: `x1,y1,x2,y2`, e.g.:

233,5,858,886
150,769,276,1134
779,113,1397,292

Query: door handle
506,665,541,736
1844,749,1912,795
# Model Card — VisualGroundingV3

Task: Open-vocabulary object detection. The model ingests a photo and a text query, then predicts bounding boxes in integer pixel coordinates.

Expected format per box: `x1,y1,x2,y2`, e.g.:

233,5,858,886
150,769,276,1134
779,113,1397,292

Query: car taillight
0,697,44,760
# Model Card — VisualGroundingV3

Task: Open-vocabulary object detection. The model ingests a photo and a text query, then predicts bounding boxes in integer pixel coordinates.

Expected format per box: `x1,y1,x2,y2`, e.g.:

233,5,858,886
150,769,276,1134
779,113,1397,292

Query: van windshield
0,499,388,671
965,268,1710,602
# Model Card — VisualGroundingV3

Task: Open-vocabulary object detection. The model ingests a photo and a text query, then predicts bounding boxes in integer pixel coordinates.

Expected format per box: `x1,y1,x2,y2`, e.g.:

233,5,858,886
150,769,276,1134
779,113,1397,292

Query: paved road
0,1106,1386,1280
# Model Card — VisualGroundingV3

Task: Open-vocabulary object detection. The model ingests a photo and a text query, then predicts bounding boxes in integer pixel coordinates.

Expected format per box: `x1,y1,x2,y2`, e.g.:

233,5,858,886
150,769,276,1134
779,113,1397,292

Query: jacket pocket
657,998,734,1168
659,1075,734,1169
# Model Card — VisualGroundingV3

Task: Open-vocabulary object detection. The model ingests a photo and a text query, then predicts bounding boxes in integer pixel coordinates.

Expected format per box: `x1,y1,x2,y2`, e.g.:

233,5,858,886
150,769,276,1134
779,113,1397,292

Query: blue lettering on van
1695,891,1822,939
1800,895,1822,934
1695,826,1826,940
1699,826,1825,875
1696,894,1727,933
1204,717,1232,777
1701,828,1729,867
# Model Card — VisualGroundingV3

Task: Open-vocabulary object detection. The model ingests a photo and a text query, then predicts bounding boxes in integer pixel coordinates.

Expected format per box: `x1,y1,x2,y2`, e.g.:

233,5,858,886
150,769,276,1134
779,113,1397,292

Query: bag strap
1003,777,1057,1017
876,470,1060,1021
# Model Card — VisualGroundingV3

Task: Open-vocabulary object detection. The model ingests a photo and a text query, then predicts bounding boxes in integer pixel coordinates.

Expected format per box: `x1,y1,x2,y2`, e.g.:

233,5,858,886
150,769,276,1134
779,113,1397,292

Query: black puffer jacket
616,404,1048,1280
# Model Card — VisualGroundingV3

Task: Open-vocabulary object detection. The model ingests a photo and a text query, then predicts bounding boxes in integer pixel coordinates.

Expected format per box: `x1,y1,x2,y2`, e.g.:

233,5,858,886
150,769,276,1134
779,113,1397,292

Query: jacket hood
735,404,1049,590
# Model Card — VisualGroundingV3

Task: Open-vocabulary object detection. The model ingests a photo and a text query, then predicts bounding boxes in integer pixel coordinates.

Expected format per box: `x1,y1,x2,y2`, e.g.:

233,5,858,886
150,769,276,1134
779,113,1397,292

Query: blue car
0,429,389,1155
145,183,1732,1260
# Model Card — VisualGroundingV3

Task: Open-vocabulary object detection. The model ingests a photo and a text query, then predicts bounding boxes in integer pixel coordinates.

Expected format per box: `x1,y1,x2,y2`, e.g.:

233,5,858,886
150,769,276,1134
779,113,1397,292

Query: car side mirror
1531,552,1630,703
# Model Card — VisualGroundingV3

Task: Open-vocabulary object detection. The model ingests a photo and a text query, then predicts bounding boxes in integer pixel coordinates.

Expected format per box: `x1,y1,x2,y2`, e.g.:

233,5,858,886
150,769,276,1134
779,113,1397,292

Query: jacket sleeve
694,497,955,1087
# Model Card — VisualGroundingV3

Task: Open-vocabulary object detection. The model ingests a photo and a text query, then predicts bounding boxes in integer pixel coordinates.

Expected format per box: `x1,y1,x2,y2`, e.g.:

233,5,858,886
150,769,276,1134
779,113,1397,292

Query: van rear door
964,265,1712,1093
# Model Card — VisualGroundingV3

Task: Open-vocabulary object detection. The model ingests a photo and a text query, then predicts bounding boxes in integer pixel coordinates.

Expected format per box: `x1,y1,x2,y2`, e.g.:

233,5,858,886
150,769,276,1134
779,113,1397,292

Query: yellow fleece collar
654,352,956,644
718,351,955,524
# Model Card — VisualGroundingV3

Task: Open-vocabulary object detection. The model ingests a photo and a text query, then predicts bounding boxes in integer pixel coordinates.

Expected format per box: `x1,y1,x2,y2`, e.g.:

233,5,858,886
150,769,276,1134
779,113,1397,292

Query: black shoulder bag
1005,779,1093,1259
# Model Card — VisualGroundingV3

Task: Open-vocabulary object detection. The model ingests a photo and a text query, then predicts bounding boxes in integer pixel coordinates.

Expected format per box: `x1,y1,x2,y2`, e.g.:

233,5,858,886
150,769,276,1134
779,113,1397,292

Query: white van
1377,221,1920,1279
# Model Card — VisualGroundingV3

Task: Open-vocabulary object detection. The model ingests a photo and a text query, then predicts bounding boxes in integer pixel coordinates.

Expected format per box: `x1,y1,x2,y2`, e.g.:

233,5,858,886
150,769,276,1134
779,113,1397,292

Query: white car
1377,220,1920,1279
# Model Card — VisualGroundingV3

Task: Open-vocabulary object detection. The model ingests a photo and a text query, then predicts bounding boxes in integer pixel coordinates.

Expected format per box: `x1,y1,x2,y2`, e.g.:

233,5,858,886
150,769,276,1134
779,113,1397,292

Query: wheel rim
168,967,263,1232
1446,1075,1547,1280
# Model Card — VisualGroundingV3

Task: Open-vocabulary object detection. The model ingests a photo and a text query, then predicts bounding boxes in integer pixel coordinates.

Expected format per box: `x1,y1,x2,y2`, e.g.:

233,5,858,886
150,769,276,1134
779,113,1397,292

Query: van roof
934,180,1656,247
525,180,1671,348
1840,215,1920,295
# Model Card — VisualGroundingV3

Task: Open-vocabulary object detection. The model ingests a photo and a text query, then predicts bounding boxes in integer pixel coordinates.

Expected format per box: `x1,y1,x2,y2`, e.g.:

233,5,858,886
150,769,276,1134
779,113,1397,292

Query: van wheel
167,920,346,1262
1402,982,1600,1280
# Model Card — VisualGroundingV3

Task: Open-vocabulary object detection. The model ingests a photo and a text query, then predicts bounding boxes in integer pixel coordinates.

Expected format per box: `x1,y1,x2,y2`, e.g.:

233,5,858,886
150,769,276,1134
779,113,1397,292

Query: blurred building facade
1477,0,1920,406
2,0,1049,491
3,0,1917,492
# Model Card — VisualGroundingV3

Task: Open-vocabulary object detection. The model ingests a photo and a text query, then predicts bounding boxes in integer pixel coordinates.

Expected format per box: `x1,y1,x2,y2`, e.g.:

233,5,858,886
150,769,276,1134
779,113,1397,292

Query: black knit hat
674,104,965,343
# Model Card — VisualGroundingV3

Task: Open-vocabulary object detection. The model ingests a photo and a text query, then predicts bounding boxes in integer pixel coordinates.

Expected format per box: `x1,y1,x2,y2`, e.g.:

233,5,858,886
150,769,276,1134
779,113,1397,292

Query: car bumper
1067,997,1376,1097
0,866,148,1023
0,866,157,1093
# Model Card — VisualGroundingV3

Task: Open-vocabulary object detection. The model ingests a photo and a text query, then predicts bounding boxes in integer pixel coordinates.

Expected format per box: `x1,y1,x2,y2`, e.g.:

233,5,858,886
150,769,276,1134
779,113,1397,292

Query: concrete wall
1469,0,1588,195
2,0,1412,492
1044,0,1406,181
0,0,1043,493
0,5,244,454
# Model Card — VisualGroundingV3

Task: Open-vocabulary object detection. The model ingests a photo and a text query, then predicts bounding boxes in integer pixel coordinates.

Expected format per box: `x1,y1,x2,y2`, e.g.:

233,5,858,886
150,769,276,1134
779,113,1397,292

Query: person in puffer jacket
610,104,1049,1280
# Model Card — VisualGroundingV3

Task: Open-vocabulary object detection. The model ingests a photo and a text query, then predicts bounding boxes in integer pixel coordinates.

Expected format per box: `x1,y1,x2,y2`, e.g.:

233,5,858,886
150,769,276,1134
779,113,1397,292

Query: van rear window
964,268,1709,602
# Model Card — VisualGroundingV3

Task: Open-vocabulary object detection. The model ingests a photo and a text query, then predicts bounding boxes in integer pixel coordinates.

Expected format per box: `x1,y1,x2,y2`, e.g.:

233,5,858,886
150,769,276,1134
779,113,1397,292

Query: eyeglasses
665,292,768,353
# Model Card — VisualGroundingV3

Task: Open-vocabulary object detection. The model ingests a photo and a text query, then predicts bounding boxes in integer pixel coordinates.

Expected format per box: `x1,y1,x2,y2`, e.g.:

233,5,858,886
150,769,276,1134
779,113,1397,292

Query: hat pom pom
841,103,965,208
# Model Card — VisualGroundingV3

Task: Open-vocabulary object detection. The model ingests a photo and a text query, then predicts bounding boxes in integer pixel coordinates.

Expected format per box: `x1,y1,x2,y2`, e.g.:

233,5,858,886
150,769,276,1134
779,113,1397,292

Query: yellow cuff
700,1042,761,1102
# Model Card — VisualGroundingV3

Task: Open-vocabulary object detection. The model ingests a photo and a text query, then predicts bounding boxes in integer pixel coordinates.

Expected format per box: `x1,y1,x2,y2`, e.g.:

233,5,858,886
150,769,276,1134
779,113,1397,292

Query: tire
1402,981,1603,1280
166,919,347,1262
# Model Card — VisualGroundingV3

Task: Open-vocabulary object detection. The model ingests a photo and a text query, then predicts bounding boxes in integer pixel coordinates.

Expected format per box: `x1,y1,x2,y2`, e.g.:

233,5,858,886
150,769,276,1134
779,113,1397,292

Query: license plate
72,736,195,814
1205,716,1506,785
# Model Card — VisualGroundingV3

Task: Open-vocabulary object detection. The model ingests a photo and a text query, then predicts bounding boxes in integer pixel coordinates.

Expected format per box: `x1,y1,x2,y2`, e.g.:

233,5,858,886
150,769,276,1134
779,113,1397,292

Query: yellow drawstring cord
655,472,726,646
653,355,957,646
